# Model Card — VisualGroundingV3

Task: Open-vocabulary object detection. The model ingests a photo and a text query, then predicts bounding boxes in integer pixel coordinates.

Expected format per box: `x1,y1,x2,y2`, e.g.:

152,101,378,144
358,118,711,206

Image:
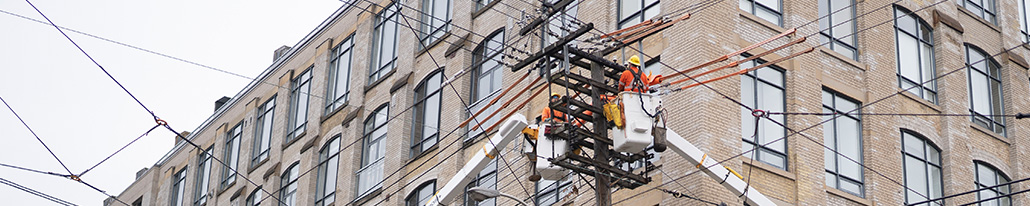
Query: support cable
0,163,69,178
77,123,162,177
0,177,77,206
25,0,156,120
0,95,75,176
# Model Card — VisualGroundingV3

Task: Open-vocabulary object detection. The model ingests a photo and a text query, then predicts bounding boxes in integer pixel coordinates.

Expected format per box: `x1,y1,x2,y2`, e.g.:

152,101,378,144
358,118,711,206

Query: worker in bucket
618,55,663,93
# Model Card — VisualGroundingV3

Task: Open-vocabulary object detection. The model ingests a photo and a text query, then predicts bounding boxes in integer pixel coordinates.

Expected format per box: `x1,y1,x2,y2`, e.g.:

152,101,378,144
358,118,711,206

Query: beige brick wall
112,0,1030,206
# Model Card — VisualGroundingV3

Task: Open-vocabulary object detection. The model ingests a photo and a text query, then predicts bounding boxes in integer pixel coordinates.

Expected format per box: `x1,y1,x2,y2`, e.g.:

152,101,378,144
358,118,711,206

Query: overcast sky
0,1,343,205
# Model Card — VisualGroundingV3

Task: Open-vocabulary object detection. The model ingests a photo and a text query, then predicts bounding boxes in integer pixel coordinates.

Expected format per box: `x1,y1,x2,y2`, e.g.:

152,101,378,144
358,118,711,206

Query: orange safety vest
541,107,592,126
619,66,663,92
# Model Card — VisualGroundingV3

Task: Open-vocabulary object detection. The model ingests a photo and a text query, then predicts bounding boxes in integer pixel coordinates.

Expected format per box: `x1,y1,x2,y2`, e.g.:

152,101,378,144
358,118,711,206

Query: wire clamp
69,175,81,182
751,109,768,118
155,119,168,126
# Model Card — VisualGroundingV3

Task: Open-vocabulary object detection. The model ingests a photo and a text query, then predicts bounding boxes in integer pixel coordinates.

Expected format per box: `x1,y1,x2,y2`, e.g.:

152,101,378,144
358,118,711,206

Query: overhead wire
0,177,78,206
77,123,162,178
392,1,535,199
21,1,288,204
0,163,69,178
0,95,75,176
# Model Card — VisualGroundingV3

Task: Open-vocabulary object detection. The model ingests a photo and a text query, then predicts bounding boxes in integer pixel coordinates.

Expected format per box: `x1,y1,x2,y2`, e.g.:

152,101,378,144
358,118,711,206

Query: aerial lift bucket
536,123,569,180
612,92,660,153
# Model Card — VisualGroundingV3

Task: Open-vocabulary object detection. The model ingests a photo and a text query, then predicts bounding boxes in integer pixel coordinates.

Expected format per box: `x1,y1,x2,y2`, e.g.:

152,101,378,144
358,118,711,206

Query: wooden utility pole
590,57,611,206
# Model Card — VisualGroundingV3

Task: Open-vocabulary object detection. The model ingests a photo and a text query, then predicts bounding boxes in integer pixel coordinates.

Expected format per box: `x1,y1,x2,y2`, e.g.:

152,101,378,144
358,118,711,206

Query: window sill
364,69,397,94
740,156,795,181
970,122,1009,145
248,157,269,174
350,187,382,206
818,47,866,71
898,90,941,113
407,144,440,165
737,9,787,34
825,185,872,206
415,32,453,57
321,102,350,124
471,0,500,19
956,6,1000,33
217,180,237,196
282,131,307,151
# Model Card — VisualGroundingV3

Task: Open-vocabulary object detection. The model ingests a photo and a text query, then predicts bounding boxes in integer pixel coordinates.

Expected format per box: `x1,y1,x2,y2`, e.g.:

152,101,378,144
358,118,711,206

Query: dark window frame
901,130,944,206
315,136,341,206
893,6,938,104
286,68,313,143
326,35,355,115
221,121,243,189
740,54,788,170
252,96,276,166
406,180,437,206
965,45,1005,136
370,3,401,84
974,161,1011,206
467,29,506,140
412,69,445,157
279,162,300,206
822,89,864,197
818,0,858,59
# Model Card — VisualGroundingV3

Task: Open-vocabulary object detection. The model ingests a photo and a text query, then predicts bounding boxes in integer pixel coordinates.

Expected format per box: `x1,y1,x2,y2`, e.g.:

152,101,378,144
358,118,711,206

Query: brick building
109,0,1030,205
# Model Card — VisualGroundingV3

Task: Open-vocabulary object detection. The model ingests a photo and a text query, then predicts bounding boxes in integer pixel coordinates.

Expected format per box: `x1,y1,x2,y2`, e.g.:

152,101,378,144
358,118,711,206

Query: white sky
0,1,343,205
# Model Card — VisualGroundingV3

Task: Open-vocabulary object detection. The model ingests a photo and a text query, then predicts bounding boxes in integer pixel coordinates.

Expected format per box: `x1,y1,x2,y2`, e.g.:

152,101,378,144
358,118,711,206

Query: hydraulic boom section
426,114,528,206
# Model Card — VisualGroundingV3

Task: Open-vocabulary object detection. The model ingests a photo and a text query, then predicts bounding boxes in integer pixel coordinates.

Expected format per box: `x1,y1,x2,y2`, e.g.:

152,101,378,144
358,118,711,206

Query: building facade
110,0,1030,205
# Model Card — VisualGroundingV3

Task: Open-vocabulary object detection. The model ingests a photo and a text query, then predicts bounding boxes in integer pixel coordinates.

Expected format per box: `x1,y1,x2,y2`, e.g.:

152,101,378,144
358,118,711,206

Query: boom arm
427,114,529,206
665,129,777,206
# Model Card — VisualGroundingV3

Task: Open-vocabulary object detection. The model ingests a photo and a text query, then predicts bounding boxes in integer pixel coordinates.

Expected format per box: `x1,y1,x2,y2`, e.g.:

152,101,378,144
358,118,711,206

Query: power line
24,0,156,120
77,123,162,178
0,177,78,206
769,111,1030,118
0,163,68,178
0,95,75,176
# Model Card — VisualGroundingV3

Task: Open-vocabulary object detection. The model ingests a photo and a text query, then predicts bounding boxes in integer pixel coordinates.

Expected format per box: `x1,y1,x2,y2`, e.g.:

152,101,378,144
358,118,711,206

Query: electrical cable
0,95,75,176
77,123,162,177
24,0,156,120
0,163,68,178
0,177,78,206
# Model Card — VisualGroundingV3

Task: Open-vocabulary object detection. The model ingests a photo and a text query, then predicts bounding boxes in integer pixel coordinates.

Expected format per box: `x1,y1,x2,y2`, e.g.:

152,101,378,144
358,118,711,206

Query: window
253,96,275,165
740,55,787,170
170,167,187,206
618,0,660,29
221,122,242,188
412,71,443,157
358,104,389,198
315,137,340,206
975,162,1011,206
326,36,354,114
902,131,943,206
194,147,213,206
246,189,262,206
287,69,312,143
468,30,505,140
406,181,436,206
280,163,299,206
894,6,937,103
818,0,857,59
966,45,1005,135
963,0,996,24
371,3,400,83
822,89,863,197
536,175,573,206
1019,0,1030,42
739,0,781,25
465,160,497,206
420,0,450,50
473,0,493,12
